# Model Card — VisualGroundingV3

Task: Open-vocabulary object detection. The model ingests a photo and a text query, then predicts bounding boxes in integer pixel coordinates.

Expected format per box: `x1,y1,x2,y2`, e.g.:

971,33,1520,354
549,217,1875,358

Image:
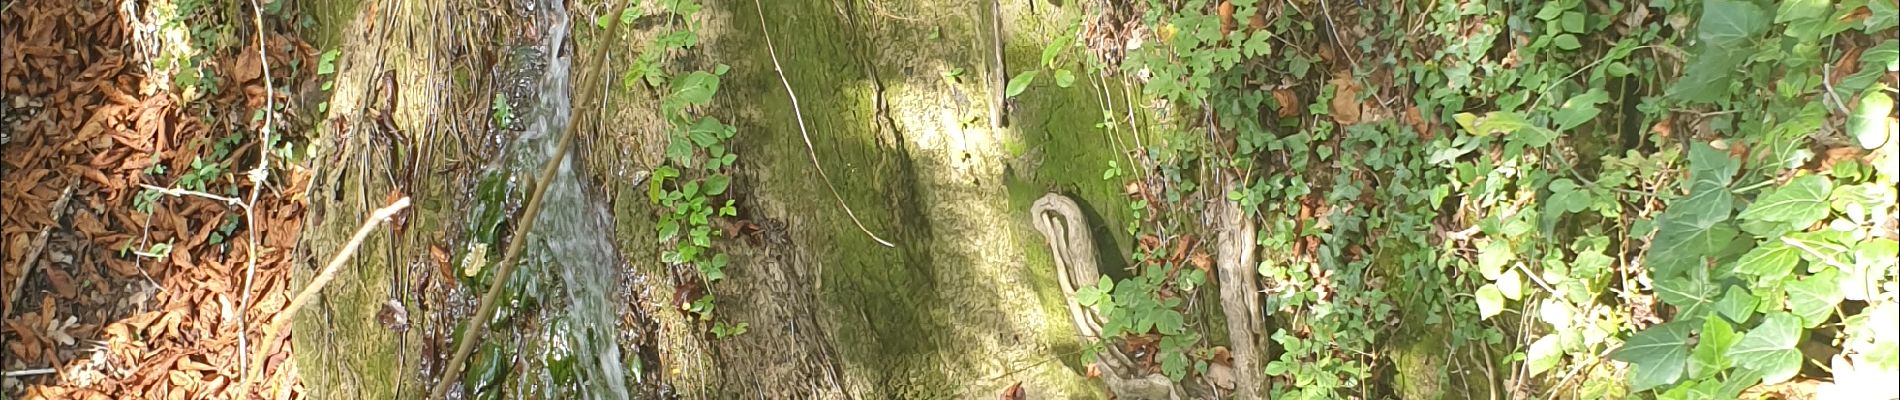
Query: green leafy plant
315,49,339,114
1065,0,1898,397
490,93,515,127
624,1,745,331
712,321,749,339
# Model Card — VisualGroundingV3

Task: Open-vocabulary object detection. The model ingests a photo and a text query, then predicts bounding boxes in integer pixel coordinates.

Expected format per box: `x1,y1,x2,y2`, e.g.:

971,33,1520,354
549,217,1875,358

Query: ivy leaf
1671,0,1768,103
1842,41,1898,92
1688,316,1738,380
1785,269,1843,328
1868,0,1899,31
1527,335,1564,377
658,220,680,240
1850,91,1894,150
1553,33,1583,50
1714,285,1759,324
1656,274,1719,321
1738,175,1833,228
665,137,696,166
1474,111,1559,147
664,71,721,114
1698,0,1770,47
1264,360,1290,377
1153,309,1185,335
1539,298,1576,329
1687,142,1741,189
1053,69,1077,88
1552,89,1609,131
1478,239,1514,280
1648,219,1737,279
1005,71,1038,98
1782,231,1853,272
702,175,731,196
317,49,340,75
1499,269,1525,301
1610,321,1694,392
1076,279,1110,307
1476,284,1506,320
1845,239,1898,301
1735,241,1801,283
1727,312,1804,385
1831,183,1893,215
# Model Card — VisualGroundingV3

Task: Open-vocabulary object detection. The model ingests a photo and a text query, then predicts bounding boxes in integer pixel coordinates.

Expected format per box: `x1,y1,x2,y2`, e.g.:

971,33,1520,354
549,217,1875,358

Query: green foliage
1004,71,1038,98
621,1,743,330
1076,248,1208,382
1056,0,1899,396
490,93,515,127
712,321,749,339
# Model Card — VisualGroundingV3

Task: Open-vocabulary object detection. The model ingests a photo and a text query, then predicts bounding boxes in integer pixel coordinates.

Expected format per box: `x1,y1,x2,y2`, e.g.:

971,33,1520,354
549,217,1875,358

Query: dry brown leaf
46,267,77,299
1272,89,1300,117
999,382,1025,400
1405,106,1434,140
1189,252,1212,272
233,45,262,84
1329,74,1363,125
1218,1,1237,41
1818,147,1867,172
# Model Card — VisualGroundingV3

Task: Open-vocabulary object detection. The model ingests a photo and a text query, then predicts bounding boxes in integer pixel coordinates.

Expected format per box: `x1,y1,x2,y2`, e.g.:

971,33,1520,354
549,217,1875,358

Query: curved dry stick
753,0,896,248
1031,193,1179,399
240,196,411,395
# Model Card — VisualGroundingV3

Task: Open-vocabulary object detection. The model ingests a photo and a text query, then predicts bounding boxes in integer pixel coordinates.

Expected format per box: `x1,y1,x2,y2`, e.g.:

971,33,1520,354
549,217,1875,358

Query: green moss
299,0,361,51
706,0,1140,397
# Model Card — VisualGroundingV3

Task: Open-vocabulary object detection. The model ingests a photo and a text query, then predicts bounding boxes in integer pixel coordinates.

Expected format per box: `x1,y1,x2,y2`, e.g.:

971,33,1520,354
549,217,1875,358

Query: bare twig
753,0,896,248
241,197,410,394
3,184,73,322
239,0,279,382
137,184,245,207
0,368,57,378
1822,63,1851,115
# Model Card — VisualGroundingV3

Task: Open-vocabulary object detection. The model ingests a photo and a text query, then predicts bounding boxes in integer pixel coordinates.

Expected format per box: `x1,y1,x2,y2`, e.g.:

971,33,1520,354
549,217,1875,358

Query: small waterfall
509,3,633,399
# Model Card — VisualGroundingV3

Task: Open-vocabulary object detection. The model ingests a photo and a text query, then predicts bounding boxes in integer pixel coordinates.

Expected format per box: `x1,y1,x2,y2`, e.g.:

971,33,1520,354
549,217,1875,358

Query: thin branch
3,184,73,322
240,197,409,394
0,368,57,378
1513,262,1556,294
1822,63,1851,115
753,0,897,248
238,0,277,383
138,184,246,207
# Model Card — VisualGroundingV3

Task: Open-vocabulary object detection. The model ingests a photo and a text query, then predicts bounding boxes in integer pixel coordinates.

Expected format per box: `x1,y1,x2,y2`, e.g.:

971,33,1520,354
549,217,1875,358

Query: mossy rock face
568,0,1150,397
291,1,531,398
300,0,1153,397
1391,331,1448,400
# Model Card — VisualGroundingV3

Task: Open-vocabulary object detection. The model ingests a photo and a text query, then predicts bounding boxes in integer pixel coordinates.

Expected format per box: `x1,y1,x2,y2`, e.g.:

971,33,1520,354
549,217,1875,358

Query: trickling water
503,3,633,399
